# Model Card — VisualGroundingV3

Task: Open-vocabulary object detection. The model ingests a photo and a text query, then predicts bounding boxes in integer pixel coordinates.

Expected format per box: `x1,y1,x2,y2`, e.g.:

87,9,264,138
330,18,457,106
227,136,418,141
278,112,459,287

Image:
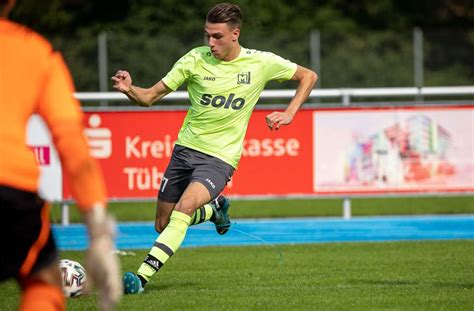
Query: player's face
204,22,240,61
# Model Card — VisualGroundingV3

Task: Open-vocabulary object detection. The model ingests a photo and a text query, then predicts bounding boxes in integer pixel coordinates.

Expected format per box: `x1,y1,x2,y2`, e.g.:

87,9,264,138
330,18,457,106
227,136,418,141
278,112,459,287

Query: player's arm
266,65,318,130
111,70,172,107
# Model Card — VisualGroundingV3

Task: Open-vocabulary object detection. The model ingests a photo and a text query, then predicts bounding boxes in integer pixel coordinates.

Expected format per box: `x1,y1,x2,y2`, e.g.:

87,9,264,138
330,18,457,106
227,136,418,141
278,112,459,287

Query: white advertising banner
27,115,63,201
313,107,474,194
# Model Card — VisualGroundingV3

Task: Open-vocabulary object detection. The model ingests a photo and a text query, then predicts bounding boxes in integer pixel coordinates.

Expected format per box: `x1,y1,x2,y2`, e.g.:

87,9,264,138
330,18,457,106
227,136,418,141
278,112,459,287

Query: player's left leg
190,159,234,234
209,195,232,235
154,195,230,232
189,195,231,234
189,201,214,226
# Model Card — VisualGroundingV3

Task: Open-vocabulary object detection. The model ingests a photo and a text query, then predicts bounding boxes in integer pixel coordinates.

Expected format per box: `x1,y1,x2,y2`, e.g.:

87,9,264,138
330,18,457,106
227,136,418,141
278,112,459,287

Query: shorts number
161,177,169,192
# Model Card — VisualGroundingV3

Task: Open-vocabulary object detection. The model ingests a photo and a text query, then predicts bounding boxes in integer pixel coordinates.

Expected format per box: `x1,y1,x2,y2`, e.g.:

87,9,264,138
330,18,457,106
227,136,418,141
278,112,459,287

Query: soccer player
112,2,317,294
0,0,122,310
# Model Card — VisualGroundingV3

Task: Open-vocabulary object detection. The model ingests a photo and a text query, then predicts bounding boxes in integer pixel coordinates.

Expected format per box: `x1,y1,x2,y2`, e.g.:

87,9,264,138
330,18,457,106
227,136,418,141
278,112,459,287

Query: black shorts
158,145,235,203
0,186,58,281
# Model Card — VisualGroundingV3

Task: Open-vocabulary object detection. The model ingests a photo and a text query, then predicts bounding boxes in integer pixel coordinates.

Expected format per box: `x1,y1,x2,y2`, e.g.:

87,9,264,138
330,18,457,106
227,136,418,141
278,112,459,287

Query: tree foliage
11,0,473,33
9,0,474,91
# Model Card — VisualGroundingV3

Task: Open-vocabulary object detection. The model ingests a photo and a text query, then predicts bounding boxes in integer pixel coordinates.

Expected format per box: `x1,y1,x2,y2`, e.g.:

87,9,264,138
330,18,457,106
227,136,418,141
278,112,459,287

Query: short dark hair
206,3,243,29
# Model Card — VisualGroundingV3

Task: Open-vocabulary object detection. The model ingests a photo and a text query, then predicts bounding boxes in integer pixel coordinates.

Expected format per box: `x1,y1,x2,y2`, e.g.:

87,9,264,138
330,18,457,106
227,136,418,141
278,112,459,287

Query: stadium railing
75,86,474,106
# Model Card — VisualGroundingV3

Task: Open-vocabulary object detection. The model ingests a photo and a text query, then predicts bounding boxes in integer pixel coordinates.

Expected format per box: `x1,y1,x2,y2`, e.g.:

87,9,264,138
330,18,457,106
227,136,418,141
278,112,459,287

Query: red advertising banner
63,109,314,199
62,105,473,200
230,110,313,195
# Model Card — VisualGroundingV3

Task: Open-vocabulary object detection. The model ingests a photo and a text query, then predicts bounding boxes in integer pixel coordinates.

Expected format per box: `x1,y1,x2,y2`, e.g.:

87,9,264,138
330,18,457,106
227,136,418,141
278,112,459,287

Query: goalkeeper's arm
38,53,122,310
50,119,123,311
84,205,122,311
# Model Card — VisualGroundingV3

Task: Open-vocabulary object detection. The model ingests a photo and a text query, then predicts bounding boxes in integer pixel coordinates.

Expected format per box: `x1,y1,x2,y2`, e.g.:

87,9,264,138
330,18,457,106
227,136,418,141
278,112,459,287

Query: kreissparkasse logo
237,71,251,84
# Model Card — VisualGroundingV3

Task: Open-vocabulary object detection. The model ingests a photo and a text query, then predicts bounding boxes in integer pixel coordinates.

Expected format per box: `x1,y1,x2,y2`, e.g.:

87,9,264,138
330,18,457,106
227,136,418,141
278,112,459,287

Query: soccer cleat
210,195,231,235
123,272,144,294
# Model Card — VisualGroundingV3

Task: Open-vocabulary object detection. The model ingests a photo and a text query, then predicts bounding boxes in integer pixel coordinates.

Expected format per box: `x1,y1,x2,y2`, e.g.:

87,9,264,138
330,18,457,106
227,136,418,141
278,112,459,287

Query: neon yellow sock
190,204,214,226
137,211,191,282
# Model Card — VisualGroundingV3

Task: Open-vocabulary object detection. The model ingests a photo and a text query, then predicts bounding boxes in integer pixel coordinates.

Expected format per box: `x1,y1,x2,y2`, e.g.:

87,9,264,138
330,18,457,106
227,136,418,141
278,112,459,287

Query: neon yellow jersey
162,46,297,168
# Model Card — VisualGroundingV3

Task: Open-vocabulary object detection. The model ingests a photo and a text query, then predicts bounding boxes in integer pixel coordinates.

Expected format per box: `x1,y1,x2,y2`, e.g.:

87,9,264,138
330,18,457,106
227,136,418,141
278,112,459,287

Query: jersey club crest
237,71,251,84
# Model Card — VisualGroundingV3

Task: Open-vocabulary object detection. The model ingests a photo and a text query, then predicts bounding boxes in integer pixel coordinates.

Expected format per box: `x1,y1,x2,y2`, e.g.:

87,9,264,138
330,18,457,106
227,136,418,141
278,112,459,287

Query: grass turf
50,195,474,223
1,240,473,310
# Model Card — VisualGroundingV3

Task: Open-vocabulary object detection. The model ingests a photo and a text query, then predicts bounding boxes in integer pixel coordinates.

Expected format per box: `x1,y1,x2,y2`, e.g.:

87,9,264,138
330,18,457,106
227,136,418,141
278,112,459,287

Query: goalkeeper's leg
19,264,65,311
124,182,211,294
1,187,66,310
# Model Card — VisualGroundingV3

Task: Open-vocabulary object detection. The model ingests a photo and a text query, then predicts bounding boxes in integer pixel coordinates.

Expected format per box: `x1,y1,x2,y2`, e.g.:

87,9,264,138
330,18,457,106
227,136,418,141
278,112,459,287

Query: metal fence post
343,198,352,219
413,27,424,102
61,203,70,226
98,31,108,106
310,30,321,90
342,89,351,106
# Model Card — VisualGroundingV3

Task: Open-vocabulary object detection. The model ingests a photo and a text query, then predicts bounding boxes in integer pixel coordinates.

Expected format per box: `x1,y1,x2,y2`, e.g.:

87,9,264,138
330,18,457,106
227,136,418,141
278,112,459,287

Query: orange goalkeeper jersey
0,20,106,210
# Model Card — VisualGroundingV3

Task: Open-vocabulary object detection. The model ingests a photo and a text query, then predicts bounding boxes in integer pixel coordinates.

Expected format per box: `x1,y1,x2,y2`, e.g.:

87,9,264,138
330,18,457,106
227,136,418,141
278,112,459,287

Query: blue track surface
53,215,474,251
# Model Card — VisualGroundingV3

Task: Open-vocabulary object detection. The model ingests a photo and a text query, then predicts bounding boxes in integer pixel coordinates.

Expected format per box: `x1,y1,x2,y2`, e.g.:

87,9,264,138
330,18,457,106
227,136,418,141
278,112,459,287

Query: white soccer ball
58,259,87,298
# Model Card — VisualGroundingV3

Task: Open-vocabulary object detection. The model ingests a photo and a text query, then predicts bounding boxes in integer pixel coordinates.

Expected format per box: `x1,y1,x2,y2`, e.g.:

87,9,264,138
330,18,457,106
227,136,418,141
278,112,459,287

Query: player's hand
265,111,295,130
84,205,122,311
111,70,132,93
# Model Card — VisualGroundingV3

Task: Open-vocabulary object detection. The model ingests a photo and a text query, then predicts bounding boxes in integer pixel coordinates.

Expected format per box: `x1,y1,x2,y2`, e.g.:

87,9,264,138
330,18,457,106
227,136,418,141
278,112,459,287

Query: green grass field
0,241,473,310
1,196,473,310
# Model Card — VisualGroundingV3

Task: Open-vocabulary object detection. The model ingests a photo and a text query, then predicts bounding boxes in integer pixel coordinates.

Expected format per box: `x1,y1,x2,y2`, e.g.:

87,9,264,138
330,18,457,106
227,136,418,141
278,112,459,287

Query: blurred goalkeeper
0,0,122,310
112,3,317,294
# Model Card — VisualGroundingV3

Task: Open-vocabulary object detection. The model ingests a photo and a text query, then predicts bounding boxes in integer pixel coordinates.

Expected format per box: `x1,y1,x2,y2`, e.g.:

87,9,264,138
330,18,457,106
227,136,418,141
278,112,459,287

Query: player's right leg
124,145,191,294
125,183,210,294
123,196,230,293
123,199,175,294
154,199,175,233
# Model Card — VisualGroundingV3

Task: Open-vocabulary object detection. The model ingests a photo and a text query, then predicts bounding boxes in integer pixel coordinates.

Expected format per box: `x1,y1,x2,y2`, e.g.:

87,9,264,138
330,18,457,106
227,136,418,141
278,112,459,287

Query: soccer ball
58,259,87,298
